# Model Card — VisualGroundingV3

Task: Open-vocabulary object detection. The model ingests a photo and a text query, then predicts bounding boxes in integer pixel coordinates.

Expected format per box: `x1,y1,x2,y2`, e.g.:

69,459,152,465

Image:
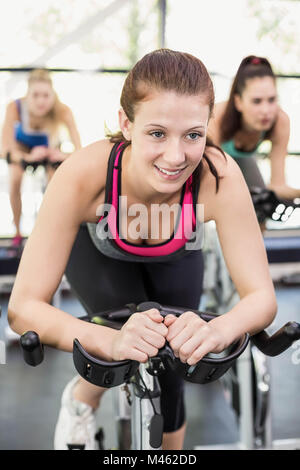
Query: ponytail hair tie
251,57,261,65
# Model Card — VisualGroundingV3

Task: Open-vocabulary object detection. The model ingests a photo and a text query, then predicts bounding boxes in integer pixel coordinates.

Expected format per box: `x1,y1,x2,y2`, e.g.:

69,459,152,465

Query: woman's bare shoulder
55,139,114,198
274,107,290,130
44,139,116,223
59,102,75,120
62,138,113,174
5,100,19,117
269,107,290,142
277,107,289,124
198,146,243,220
203,145,230,177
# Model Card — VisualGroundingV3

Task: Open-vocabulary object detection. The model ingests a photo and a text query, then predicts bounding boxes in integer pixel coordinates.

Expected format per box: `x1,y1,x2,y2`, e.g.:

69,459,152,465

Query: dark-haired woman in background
208,55,300,200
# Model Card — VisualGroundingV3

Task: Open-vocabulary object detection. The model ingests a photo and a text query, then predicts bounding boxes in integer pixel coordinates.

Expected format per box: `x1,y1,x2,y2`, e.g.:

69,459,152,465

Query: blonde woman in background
1,69,81,247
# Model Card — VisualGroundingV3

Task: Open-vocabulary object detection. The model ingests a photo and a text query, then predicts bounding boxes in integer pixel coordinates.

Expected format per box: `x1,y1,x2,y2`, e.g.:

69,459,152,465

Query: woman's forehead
134,90,210,121
29,81,52,92
243,76,276,96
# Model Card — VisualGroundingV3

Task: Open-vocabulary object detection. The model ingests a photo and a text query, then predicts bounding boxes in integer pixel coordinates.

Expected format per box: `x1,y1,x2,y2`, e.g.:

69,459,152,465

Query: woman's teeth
155,165,183,175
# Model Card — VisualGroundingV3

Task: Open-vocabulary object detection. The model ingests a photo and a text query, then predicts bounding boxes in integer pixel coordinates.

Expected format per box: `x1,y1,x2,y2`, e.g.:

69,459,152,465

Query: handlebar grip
20,331,44,366
250,186,300,223
73,339,139,388
159,333,250,384
251,321,300,356
72,302,299,387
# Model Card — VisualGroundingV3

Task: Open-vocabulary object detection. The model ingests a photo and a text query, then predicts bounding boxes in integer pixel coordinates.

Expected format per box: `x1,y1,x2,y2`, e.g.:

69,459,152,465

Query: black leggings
65,225,204,432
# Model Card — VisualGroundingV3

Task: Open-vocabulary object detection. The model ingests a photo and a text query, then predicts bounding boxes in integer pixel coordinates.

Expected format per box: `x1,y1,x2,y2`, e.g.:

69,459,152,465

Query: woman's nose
261,102,271,115
163,142,186,167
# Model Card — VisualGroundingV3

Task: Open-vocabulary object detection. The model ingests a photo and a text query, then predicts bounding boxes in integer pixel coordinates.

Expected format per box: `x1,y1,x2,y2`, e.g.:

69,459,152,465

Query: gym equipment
20,301,300,450
201,187,300,449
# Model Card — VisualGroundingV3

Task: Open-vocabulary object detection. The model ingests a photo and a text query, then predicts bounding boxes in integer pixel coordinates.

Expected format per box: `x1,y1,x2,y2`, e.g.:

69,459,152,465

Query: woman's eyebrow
251,94,277,99
185,125,207,131
145,124,206,130
145,123,167,128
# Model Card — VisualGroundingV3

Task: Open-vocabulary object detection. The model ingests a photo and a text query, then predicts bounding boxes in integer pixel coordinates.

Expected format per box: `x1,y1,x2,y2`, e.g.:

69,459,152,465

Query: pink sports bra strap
104,143,197,257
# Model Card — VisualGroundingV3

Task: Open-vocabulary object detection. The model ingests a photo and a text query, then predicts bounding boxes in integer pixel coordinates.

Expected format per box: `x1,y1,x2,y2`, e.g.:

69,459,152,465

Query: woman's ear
118,108,132,141
234,94,242,113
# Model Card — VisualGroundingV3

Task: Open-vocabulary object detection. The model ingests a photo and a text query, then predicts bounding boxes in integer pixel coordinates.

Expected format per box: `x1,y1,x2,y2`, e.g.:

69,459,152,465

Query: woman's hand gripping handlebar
71,301,250,387
6,151,62,170
20,301,300,387
250,186,300,224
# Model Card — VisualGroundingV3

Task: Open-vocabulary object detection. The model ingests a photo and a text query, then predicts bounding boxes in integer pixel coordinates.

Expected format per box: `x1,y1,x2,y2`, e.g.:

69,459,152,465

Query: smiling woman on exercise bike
1,68,81,246
7,49,277,451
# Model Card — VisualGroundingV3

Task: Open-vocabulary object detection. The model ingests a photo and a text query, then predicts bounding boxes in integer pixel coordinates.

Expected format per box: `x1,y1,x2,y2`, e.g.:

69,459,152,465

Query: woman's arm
8,139,167,363
268,109,300,199
8,141,118,360
207,154,277,339
165,151,277,365
47,105,82,163
61,105,82,151
1,101,27,162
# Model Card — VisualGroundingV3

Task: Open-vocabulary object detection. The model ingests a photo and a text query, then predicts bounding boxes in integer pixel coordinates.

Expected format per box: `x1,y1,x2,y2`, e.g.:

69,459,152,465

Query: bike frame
113,362,162,450
20,298,300,451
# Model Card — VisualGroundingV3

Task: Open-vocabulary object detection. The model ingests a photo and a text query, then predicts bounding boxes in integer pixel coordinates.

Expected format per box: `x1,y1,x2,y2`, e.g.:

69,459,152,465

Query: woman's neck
239,117,261,137
122,146,180,205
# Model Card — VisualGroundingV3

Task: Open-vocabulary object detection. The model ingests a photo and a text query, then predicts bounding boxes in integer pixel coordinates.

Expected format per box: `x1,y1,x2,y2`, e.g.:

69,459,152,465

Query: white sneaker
54,375,98,450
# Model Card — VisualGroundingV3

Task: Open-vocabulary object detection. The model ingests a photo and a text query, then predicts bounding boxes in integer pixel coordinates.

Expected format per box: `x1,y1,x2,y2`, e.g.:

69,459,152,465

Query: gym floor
0,284,300,450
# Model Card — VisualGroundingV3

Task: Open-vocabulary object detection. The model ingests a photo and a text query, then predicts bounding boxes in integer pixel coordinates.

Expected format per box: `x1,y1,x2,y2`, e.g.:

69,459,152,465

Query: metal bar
131,364,158,450
276,74,300,79
0,67,130,73
258,152,300,157
237,345,255,449
1,67,300,81
158,0,167,48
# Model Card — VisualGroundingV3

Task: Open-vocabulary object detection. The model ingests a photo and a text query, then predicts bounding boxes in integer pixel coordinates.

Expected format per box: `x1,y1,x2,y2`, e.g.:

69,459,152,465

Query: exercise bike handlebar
6,152,62,169
251,321,300,356
250,186,300,223
20,301,300,387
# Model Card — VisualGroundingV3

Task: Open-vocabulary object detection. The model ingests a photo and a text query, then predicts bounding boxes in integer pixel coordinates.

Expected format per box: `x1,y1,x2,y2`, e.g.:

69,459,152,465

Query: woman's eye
253,99,261,105
187,132,202,140
150,131,165,138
